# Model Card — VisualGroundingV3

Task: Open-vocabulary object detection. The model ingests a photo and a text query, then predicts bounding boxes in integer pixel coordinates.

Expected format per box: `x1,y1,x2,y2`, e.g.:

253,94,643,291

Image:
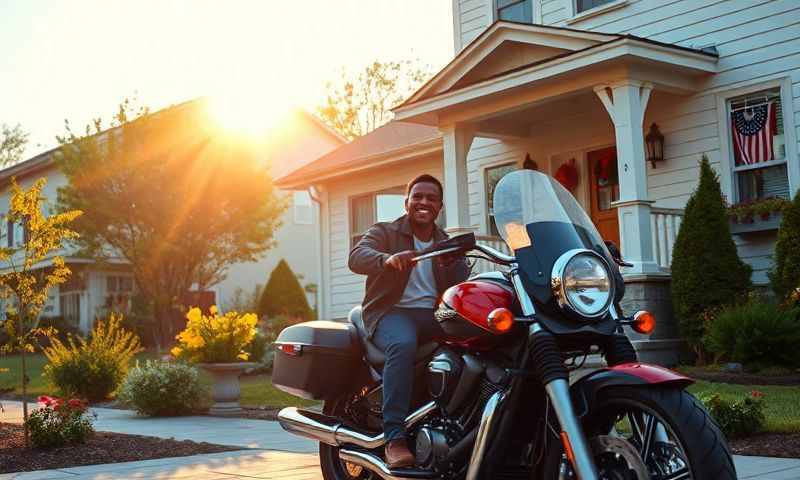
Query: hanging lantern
645,123,665,168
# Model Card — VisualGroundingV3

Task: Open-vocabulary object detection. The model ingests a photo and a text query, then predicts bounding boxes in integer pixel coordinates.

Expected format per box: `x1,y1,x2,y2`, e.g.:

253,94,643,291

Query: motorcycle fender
570,362,693,418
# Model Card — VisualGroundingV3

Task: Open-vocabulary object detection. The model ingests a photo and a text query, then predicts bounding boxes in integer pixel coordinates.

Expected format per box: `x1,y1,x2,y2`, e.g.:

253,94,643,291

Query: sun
206,79,297,139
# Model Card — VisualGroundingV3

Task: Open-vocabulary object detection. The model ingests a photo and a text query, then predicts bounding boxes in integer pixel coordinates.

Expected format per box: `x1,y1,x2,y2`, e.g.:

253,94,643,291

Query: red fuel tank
436,279,516,347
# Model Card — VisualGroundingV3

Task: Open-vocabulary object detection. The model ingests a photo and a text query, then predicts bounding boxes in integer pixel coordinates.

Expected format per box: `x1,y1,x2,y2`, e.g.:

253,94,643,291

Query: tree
671,155,751,362
1,124,29,167
317,59,432,140
56,100,286,350
0,178,81,446
770,189,800,301
258,259,312,321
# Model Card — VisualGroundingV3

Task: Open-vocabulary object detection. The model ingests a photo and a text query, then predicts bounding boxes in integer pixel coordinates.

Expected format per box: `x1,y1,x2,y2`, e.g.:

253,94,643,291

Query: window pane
376,194,405,222
486,163,518,236
120,277,133,292
498,0,532,22
736,164,789,202
351,195,375,237
293,191,313,225
576,0,614,13
107,276,118,292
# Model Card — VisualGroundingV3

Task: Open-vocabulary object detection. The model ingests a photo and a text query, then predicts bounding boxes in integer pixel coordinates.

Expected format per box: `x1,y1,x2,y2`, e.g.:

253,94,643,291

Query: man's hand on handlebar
385,250,418,271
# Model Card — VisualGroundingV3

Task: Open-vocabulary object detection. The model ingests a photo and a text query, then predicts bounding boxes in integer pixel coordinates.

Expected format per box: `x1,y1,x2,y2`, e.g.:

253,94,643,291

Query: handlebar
410,241,515,266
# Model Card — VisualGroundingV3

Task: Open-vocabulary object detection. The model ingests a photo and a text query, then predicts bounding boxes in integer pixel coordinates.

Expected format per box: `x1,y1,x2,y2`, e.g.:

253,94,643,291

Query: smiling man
348,174,469,468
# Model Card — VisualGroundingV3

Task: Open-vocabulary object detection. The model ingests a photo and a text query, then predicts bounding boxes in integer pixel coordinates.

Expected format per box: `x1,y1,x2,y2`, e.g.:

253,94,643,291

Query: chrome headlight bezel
551,249,615,320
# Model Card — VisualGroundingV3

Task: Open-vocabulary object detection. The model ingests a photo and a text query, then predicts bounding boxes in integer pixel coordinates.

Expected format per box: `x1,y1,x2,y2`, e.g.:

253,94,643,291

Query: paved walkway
2,400,800,479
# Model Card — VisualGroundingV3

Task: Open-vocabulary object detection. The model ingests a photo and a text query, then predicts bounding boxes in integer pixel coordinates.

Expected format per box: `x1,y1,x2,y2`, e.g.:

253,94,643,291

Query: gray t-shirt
396,236,437,309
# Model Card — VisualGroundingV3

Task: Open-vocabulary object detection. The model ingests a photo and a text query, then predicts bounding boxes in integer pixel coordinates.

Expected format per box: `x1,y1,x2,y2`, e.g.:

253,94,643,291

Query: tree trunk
21,347,29,447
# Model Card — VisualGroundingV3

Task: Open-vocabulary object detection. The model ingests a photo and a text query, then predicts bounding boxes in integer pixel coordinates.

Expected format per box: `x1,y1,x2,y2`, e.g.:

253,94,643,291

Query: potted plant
171,306,260,415
727,197,790,235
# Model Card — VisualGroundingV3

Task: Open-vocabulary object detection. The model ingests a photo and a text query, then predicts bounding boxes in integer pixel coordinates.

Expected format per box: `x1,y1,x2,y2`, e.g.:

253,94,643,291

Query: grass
688,380,800,433
1,352,315,409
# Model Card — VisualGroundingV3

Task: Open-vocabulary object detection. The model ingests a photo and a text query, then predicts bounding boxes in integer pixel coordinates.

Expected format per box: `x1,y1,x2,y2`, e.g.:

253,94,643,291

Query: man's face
405,182,443,227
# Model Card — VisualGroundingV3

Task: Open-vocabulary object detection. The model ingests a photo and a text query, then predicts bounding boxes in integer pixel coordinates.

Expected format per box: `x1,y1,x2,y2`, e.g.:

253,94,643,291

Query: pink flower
68,398,84,409
750,390,764,399
38,395,55,407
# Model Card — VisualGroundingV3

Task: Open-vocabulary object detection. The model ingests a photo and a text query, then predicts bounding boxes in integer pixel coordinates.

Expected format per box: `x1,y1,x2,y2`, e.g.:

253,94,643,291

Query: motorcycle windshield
492,170,613,305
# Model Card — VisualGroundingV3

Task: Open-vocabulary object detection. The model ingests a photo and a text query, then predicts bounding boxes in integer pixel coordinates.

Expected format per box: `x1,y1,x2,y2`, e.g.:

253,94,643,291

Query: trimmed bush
43,315,142,402
118,360,205,416
258,260,312,321
704,300,800,369
770,189,800,301
26,396,94,448
671,156,751,359
700,391,765,439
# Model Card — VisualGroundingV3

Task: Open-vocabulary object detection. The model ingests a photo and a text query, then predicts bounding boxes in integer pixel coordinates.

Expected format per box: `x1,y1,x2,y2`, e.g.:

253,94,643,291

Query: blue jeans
373,307,442,442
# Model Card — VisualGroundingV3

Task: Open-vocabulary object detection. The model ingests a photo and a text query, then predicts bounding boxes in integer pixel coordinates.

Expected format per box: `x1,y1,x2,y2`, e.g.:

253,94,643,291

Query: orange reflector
487,308,515,333
632,310,656,335
560,431,576,467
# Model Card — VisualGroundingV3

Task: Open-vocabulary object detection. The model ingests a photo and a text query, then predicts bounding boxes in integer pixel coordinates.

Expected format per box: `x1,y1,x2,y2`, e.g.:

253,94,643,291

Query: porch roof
275,121,441,189
394,21,718,125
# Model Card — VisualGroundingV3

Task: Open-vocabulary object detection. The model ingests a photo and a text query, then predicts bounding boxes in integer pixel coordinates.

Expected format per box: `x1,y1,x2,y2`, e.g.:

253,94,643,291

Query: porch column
594,81,660,274
440,124,475,234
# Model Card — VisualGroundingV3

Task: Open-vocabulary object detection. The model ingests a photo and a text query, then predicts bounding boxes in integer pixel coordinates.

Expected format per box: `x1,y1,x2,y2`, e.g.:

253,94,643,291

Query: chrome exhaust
278,401,436,450
339,449,420,480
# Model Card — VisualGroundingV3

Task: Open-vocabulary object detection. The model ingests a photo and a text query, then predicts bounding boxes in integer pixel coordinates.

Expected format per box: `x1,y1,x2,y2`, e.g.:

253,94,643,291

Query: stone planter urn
199,362,257,416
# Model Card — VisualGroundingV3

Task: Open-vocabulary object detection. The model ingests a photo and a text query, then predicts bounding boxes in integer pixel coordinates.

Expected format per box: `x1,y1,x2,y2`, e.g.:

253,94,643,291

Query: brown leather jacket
348,215,470,338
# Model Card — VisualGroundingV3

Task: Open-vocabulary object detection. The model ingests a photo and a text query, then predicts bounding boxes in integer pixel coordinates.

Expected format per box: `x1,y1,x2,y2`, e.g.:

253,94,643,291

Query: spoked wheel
319,397,376,480
543,387,736,480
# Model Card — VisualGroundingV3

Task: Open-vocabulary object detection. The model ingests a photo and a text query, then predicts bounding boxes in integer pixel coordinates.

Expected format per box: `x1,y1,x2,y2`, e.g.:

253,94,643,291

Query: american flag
731,101,777,165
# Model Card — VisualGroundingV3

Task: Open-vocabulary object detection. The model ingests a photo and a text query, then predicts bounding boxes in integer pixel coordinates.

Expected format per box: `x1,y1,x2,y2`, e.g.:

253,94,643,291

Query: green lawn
687,381,800,433
0,352,315,409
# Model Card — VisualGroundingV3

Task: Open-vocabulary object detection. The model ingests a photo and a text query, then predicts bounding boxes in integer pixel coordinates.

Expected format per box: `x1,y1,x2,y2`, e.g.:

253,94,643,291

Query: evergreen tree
258,260,312,321
770,189,800,300
671,155,751,359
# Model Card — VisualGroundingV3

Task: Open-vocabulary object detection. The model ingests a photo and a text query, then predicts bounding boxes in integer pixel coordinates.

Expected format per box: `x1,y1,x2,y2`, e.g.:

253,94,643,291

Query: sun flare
206,79,297,139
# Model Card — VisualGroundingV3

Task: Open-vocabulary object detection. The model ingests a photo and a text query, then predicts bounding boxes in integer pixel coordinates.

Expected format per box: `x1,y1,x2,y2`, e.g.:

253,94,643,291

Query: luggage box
272,320,363,400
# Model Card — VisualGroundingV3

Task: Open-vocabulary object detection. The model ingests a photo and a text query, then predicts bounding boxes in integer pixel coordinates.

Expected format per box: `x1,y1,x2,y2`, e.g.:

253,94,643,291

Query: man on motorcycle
348,174,469,468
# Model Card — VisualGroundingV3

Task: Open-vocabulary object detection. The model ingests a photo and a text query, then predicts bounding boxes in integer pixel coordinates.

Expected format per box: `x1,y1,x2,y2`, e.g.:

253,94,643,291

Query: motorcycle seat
348,306,438,369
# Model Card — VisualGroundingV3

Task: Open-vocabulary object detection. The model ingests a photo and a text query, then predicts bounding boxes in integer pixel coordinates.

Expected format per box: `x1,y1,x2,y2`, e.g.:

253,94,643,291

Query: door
588,147,620,247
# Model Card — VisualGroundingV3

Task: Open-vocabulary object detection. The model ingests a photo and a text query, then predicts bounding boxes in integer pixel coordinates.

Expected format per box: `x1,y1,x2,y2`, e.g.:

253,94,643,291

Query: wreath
555,158,579,191
594,151,618,187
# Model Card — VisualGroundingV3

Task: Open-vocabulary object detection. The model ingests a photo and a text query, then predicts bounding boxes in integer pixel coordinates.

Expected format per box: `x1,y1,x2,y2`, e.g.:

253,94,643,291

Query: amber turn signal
632,310,656,335
487,308,515,333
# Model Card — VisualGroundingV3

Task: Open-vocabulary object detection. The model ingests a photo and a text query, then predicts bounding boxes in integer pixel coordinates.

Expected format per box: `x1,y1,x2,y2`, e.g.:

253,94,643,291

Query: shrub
770,190,800,301
171,306,258,363
671,156,751,360
703,300,800,369
43,315,142,401
38,316,82,347
117,360,205,416
700,391,765,439
258,260,312,321
26,395,94,448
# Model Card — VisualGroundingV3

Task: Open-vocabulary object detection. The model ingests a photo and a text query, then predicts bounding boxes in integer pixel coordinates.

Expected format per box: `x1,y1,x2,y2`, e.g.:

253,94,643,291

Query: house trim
478,159,519,235
566,0,629,25
395,37,718,124
715,76,799,203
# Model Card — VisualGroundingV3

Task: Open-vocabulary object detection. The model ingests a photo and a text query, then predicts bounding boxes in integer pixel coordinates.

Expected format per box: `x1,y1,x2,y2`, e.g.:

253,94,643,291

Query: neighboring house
277,0,800,365
0,101,343,333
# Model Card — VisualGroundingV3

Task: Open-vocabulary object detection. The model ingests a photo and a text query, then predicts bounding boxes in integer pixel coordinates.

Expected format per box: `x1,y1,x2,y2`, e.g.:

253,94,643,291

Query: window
485,163,518,237
105,275,133,312
727,87,788,203
293,190,313,225
496,0,533,23
576,0,615,13
350,188,406,247
60,292,81,328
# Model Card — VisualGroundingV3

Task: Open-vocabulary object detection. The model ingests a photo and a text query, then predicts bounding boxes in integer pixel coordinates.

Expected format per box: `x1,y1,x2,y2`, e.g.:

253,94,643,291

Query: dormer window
496,0,533,23
576,0,615,13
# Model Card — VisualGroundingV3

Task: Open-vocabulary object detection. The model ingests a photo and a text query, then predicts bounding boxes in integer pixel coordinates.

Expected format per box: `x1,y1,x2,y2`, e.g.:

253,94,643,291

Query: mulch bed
0,422,241,473
729,432,800,458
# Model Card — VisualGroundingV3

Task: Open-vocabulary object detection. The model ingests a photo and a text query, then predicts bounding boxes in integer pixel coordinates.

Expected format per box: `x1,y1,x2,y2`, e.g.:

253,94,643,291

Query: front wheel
543,387,736,479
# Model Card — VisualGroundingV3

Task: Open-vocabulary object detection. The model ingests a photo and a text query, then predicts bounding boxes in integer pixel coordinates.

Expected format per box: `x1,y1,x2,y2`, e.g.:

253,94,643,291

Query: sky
0,0,454,159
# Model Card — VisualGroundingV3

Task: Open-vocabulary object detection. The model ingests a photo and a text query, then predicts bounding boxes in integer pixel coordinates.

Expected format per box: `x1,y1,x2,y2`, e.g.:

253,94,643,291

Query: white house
276,0,800,364
0,100,343,332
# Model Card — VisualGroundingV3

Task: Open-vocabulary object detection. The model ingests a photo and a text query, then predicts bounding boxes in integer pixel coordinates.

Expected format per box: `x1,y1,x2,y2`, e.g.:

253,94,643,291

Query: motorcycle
272,169,736,480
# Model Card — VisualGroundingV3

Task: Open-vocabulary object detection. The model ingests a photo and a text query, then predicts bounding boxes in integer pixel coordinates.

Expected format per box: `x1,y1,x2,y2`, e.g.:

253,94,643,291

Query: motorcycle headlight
552,250,613,318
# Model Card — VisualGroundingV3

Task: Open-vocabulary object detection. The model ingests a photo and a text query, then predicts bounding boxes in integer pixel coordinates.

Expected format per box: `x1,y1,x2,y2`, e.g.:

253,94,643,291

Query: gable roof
275,121,441,189
397,20,717,112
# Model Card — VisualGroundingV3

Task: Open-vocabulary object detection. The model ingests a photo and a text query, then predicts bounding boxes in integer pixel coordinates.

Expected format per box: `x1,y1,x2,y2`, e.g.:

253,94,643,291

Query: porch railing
650,207,684,270
471,235,512,275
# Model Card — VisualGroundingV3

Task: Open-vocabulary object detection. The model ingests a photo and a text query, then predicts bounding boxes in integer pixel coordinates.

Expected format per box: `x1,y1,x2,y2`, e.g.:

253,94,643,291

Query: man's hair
406,174,443,198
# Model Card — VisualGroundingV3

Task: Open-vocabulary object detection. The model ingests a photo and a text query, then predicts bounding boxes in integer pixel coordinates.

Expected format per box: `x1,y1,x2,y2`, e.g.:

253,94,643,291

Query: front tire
543,387,736,479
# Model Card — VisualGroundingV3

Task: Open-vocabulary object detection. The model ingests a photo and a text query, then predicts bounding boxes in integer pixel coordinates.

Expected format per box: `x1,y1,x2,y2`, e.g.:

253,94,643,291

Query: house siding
454,0,495,53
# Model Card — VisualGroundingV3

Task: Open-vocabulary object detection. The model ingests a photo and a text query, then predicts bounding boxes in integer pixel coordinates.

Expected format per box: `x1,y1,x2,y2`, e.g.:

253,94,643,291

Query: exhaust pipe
278,401,437,450
339,449,423,480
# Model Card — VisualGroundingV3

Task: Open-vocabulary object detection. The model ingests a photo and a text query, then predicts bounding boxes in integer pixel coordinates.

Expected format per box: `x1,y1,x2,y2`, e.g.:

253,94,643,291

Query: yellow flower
186,307,202,323
170,346,183,357
210,305,218,315
237,352,250,361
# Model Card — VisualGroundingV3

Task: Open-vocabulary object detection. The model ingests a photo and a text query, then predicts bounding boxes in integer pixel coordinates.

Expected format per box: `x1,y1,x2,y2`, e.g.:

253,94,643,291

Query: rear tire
319,397,374,480
541,387,736,479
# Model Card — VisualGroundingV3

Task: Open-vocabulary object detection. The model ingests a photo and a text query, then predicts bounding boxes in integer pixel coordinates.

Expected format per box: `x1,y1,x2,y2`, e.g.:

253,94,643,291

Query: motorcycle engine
427,348,484,415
